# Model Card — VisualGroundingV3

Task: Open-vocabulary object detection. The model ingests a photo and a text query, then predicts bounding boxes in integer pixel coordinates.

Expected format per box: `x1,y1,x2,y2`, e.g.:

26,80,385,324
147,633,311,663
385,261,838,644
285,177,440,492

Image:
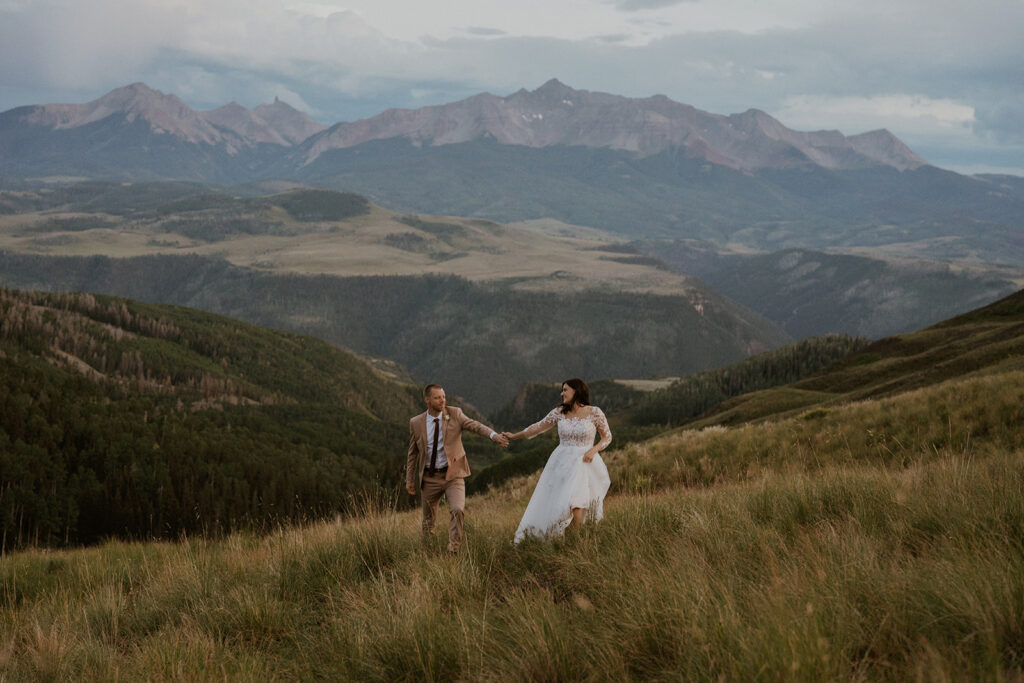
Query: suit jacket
406,406,493,489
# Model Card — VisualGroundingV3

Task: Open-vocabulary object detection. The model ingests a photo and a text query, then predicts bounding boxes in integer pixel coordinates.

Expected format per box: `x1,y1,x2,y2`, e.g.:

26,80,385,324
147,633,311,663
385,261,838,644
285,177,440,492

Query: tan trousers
420,471,466,552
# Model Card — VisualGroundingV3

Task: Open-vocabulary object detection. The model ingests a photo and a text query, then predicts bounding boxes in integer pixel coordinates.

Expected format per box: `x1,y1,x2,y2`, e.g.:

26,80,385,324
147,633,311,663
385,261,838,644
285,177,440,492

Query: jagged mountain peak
19,82,220,144
533,78,577,98
98,82,165,102
209,101,247,114
848,128,928,170
11,83,326,149
296,79,928,171
252,99,326,145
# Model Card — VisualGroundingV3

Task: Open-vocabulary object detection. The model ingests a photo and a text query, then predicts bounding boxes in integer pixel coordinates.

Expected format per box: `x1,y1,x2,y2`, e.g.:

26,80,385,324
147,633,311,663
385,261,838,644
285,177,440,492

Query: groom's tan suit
406,406,494,552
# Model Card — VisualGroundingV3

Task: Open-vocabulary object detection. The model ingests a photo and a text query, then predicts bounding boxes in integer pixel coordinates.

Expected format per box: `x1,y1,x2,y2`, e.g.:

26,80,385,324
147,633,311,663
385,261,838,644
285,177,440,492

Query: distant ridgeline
0,288,424,551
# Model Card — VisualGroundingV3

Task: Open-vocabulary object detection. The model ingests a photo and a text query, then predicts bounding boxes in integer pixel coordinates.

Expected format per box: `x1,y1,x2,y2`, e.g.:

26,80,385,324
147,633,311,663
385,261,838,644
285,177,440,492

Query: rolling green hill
0,288,436,551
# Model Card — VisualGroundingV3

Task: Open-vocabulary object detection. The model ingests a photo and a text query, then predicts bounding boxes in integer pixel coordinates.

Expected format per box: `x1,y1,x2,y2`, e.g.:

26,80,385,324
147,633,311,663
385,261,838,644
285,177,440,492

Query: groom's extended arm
453,408,508,446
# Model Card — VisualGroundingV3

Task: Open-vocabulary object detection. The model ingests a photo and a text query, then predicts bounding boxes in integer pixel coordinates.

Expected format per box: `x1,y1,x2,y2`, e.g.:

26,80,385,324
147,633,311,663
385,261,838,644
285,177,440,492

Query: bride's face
560,384,575,406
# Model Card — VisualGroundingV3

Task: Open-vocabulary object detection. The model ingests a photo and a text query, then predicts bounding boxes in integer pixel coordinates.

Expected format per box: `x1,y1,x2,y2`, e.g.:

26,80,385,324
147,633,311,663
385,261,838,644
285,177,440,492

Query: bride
503,378,612,543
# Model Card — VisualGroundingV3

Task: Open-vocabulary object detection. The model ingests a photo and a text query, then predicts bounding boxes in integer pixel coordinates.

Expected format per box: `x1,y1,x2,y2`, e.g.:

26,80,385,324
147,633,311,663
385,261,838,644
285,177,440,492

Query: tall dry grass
2,370,1023,680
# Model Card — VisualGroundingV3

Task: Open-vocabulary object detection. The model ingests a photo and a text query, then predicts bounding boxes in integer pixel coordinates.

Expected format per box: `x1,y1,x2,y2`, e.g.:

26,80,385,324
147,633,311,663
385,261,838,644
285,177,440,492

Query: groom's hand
493,433,510,447
405,483,416,495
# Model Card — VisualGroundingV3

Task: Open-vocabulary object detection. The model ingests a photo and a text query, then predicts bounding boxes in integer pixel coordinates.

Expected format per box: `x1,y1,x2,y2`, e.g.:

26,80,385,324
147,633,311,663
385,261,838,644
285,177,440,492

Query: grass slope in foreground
2,301,1024,679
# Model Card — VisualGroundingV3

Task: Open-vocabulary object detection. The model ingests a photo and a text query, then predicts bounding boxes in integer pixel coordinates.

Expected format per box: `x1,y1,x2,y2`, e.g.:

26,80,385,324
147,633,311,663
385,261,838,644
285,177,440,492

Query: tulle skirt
513,444,611,544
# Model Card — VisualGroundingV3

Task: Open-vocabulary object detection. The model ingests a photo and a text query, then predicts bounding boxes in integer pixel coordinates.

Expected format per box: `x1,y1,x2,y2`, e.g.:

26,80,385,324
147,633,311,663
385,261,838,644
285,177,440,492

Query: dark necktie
428,417,440,475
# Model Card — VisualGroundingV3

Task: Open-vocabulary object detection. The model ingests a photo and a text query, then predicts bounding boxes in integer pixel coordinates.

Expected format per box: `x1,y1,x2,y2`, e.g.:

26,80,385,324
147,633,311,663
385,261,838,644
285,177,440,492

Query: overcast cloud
0,0,1021,174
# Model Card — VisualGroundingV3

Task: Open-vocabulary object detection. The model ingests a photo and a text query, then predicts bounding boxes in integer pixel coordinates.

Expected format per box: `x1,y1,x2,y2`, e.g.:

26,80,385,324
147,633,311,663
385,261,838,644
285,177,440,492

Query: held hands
492,432,510,447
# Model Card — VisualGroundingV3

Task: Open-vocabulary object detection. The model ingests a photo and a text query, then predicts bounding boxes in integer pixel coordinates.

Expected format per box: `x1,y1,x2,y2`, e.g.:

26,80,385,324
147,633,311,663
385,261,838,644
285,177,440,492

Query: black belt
425,466,449,475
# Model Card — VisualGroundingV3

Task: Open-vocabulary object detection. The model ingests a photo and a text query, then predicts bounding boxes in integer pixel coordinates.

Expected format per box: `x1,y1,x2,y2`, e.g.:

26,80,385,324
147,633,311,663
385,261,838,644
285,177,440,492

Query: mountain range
296,78,926,171
3,79,922,173
3,80,1021,267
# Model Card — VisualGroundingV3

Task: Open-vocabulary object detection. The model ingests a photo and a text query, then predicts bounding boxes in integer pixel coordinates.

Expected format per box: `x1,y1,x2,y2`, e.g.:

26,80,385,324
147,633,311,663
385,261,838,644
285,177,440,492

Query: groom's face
425,387,446,414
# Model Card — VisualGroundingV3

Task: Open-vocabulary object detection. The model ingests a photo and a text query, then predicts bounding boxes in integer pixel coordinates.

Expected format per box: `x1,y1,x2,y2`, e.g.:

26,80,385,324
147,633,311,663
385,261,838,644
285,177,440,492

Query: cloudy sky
1,0,1022,175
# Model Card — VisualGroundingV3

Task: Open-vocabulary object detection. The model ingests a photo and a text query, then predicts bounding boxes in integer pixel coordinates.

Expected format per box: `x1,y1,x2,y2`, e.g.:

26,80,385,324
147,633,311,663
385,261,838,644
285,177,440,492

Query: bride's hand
501,431,517,441
582,448,597,463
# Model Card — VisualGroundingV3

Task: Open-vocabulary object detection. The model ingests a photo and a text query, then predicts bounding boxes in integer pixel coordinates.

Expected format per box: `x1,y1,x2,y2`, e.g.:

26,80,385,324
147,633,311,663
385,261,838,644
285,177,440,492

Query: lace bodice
524,406,612,449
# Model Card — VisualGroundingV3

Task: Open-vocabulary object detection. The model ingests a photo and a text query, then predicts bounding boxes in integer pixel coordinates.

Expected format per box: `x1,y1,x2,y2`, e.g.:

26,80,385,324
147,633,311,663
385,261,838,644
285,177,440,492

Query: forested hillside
493,334,868,429
0,253,788,412
629,334,870,426
0,289,434,551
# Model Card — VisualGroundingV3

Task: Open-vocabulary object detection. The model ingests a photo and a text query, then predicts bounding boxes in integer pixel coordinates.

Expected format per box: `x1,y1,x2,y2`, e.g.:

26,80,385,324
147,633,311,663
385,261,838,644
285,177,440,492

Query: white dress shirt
426,412,449,469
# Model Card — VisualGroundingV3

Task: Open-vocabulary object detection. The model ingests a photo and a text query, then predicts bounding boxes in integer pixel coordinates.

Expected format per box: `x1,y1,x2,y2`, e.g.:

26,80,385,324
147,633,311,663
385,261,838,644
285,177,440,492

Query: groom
406,384,508,552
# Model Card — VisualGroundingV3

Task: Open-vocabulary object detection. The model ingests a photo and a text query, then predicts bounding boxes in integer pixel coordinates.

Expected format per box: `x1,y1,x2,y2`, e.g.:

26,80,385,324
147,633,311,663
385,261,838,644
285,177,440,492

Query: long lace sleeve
522,408,560,439
592,407,612,450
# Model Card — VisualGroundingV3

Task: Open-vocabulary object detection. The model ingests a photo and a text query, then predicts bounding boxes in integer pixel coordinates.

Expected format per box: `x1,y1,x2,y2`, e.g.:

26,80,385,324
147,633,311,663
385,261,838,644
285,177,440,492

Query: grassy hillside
0,180,710,295
682,287,1024,429
0,288,439,550
2,354,1022,679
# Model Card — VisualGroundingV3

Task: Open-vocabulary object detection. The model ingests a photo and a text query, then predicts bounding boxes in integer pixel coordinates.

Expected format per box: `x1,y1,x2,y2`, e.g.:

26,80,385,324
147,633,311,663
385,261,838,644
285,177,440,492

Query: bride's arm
593,407,612,450
504,408,559,441
583,407,612,462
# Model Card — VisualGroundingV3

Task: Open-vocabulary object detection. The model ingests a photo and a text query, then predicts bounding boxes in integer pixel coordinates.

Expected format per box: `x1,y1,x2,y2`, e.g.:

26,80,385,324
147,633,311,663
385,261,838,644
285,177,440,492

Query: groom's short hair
423,383,443,397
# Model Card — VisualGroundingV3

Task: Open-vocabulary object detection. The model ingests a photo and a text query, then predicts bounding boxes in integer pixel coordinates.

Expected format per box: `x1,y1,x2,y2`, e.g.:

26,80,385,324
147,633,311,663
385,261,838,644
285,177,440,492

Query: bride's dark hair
559,378,591,413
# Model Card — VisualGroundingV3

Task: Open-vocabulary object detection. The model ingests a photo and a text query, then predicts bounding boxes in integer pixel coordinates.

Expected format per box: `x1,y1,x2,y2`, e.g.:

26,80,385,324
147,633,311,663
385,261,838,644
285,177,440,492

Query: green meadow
3,367,1022,680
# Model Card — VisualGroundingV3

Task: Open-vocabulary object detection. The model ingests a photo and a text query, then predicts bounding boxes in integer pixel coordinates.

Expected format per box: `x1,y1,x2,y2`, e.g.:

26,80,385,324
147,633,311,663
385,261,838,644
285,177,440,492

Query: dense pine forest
629,333,870,425
0,288,427,551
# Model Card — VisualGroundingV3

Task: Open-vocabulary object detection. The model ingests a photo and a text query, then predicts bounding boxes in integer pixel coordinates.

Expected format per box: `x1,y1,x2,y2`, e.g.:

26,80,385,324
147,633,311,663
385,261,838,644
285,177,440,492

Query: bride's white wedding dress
513,406,612,543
